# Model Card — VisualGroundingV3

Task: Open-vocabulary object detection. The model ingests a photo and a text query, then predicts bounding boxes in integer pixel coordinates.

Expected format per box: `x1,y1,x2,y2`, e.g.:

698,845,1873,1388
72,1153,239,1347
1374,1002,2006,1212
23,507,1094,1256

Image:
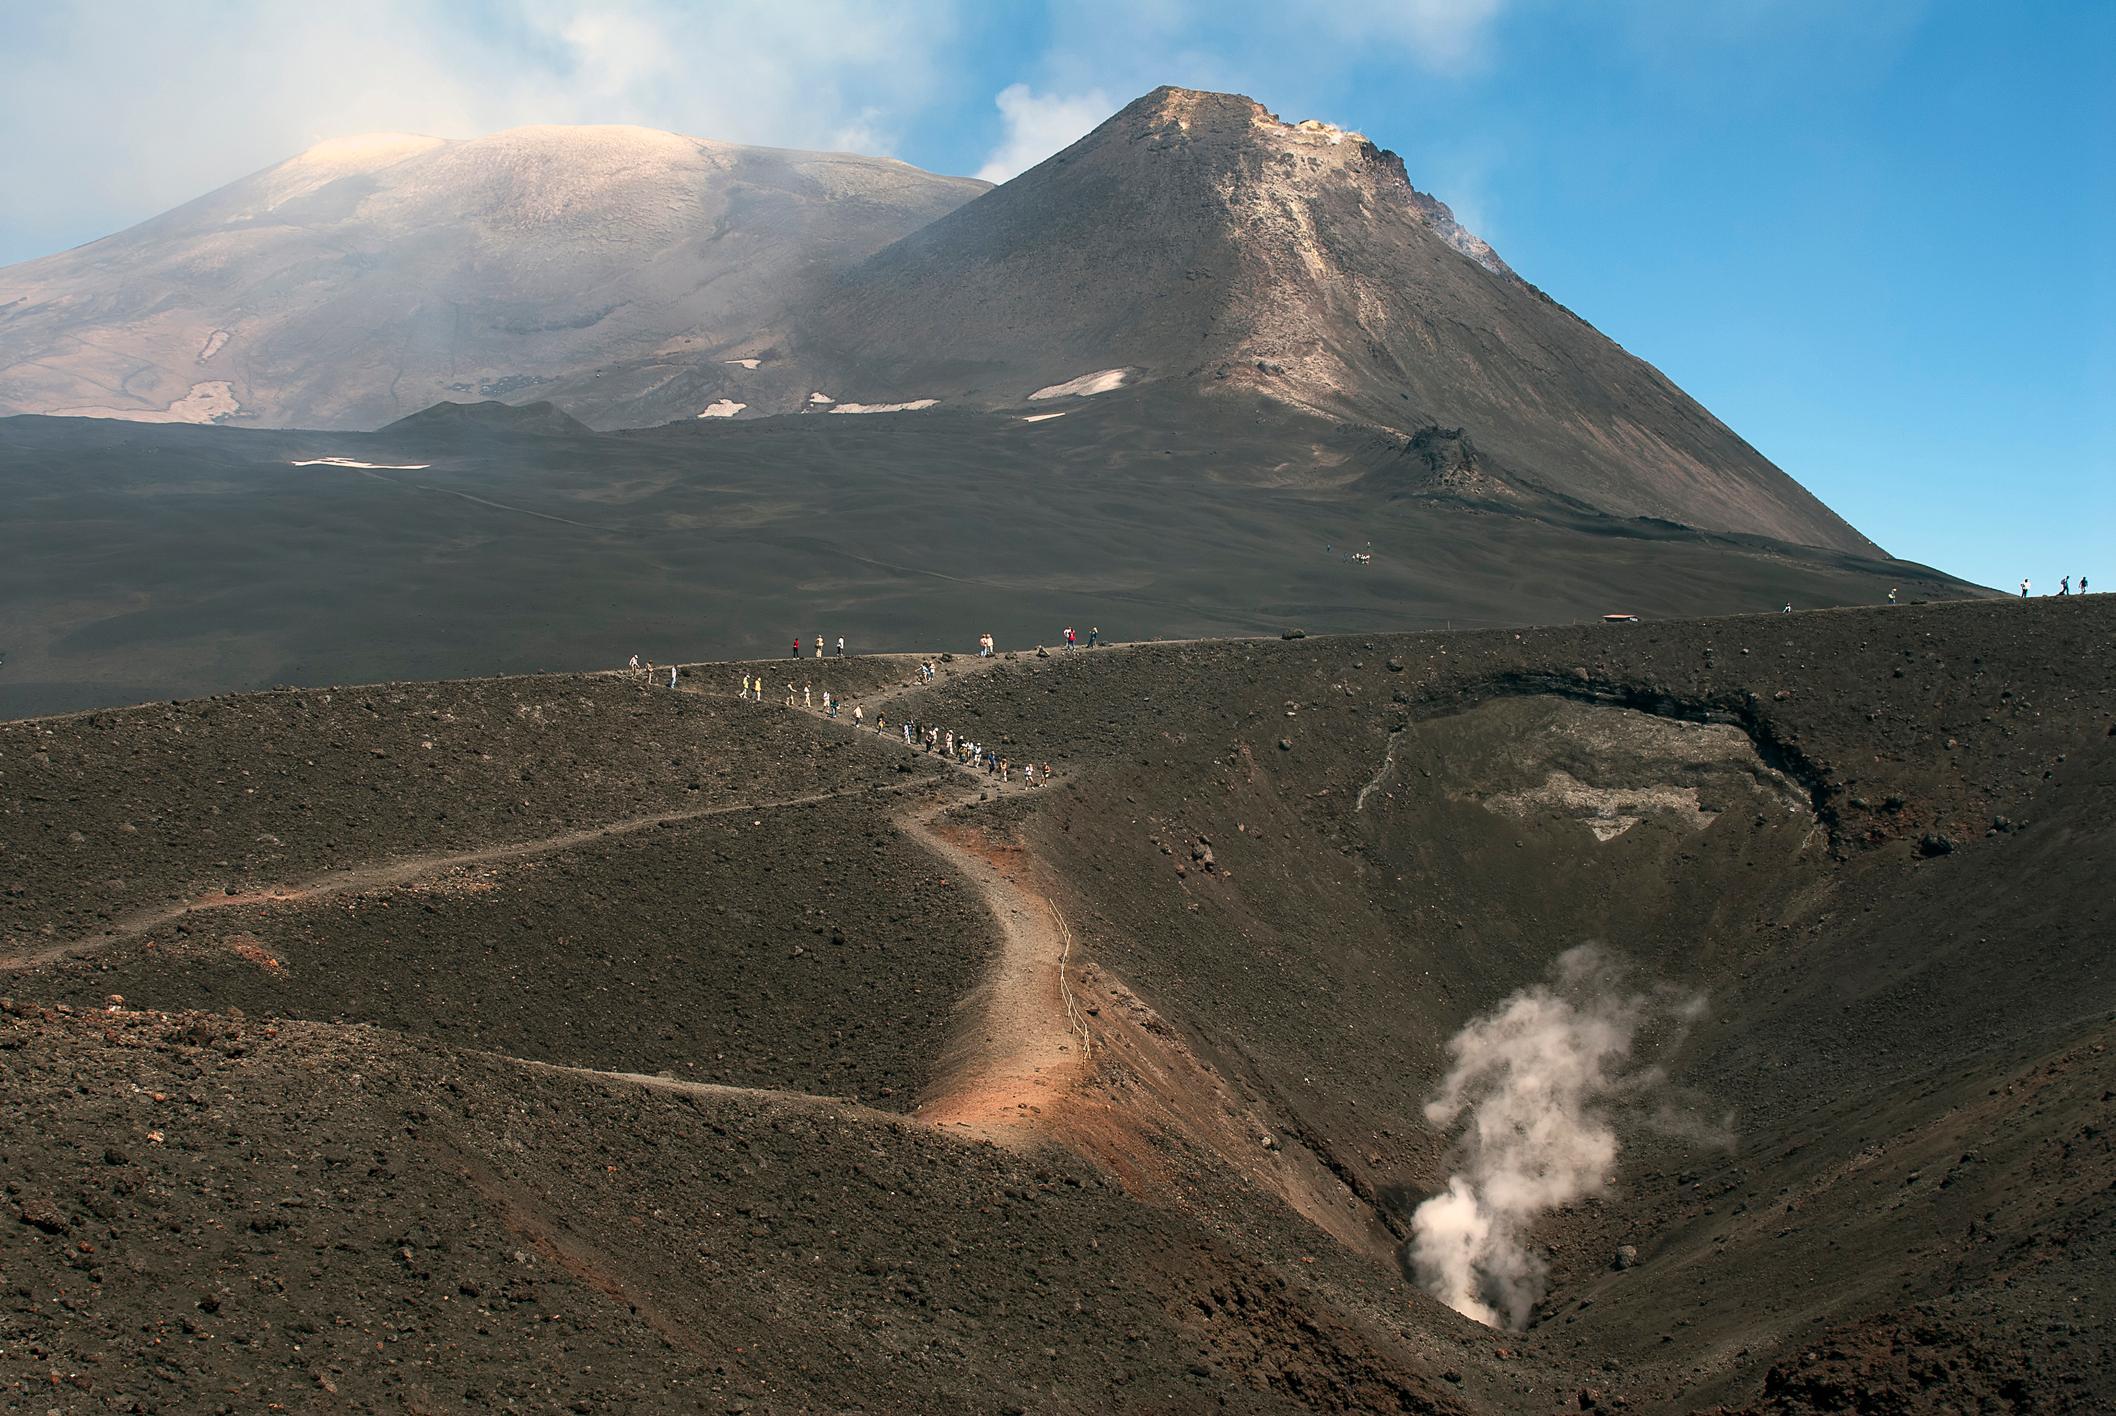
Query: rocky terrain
5,597,2110,1412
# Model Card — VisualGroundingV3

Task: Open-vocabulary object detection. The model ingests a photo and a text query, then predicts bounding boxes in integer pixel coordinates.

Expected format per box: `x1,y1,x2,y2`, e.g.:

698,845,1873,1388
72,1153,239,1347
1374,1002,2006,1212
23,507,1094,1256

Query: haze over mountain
0,125,985,431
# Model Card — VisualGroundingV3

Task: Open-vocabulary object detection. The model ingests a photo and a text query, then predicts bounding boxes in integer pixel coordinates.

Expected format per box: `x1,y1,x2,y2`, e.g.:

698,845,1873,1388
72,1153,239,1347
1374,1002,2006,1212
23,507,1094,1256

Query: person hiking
2082,575,2091,594
792,638,801,659
668,665,679,689
741,673,751,699
836,635,846,657
785,682,796,707
814,633,824,659
2060,576,2071,595
629,653,640,673
1087,626,1099,648
1887,587,1898,605
1064,626,1076,649
803,684,812,708
2021,578,2031,598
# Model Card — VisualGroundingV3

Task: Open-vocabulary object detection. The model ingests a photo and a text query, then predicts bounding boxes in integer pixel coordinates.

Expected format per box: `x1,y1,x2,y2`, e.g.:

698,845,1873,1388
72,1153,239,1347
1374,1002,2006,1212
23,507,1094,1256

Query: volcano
0,88,1973,719
768,87,1866,552
0,125,985,431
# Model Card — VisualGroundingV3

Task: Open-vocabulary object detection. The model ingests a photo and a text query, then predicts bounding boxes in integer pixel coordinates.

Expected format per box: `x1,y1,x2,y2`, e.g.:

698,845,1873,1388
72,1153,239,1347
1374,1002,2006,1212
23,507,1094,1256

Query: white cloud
974,84,1114,184
0,0,1520,264
1325,0,1506,68
0,0,961,264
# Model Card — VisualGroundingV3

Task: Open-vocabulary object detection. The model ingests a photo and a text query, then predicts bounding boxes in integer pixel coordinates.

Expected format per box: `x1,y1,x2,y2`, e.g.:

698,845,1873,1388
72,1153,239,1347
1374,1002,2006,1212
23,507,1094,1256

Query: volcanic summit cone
797,86,1869,552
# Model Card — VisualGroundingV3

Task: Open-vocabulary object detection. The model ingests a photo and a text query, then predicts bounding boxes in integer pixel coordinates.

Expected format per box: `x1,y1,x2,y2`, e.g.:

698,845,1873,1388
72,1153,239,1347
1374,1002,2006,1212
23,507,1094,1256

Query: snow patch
290,457,432,470
723,358,761,370
1029,369,1127,401
829,399,938,414
697,400,746,418
1021,411,1069,423
808,392,835,404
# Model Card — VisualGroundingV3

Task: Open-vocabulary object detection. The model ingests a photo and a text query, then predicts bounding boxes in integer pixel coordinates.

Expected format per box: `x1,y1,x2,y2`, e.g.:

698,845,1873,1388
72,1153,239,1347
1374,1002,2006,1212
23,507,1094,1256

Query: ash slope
0,396,1968,720
2,599,2110,1414
778,87,1868,554
0,125,985,430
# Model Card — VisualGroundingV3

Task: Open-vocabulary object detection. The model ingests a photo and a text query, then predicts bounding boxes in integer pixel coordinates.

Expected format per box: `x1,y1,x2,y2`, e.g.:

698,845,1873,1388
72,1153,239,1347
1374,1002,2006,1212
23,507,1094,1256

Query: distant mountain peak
789,83,1870,554
383,399,593,437
1071,87,1518,289
0,125,985,431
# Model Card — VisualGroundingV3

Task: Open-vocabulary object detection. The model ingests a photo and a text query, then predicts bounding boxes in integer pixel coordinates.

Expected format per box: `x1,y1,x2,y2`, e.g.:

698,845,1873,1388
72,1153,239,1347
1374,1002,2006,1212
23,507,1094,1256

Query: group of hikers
902,719,1053,786
728,659,1056,787
978,627,1101,656
626,654,680,689
2021,576,2090,597
791,634,850,658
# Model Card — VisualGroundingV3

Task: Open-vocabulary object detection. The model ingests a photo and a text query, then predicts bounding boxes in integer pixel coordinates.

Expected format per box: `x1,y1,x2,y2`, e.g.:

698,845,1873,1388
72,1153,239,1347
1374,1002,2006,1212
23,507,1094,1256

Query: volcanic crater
4,597,2111,1411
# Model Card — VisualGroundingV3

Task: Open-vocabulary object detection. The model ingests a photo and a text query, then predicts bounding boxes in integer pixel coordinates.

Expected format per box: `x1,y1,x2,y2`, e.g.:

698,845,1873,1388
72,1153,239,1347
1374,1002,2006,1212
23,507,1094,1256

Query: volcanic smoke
1409,945,1713,1328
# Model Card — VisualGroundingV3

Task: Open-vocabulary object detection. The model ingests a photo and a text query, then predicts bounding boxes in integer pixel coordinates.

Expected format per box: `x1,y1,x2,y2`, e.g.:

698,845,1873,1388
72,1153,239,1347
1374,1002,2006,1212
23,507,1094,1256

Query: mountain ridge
0,124,987,431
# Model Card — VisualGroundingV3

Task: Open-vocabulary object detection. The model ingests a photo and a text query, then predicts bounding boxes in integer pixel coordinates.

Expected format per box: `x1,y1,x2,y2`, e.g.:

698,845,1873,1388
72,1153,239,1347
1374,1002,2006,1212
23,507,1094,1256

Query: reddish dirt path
705,653,1100,1143
899,799,1093,1142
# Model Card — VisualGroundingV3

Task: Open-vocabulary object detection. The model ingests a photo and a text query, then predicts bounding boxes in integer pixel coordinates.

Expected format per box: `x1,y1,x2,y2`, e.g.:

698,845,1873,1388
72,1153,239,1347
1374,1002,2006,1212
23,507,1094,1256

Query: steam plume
1408,945,1711,1328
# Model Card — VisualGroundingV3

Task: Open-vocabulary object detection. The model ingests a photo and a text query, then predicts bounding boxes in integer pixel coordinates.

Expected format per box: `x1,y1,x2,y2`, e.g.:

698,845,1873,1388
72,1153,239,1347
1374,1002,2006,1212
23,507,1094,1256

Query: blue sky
1,1,2108,589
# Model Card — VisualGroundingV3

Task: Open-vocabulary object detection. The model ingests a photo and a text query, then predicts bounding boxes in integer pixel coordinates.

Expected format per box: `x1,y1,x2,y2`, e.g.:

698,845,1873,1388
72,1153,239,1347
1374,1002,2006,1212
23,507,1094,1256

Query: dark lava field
0,397,1969,721
3,597,2111,1413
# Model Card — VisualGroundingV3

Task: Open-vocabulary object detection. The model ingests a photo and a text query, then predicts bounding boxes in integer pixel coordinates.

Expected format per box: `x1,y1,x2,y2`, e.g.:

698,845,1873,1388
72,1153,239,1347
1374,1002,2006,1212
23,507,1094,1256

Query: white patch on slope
290,458,432,470
808,391,835,404
829,399,937,414
697,399,746,418
1021,411,1069,423
723,358,761,370
1293,119,1365,146
52,380,240,425
1028,369,1127,401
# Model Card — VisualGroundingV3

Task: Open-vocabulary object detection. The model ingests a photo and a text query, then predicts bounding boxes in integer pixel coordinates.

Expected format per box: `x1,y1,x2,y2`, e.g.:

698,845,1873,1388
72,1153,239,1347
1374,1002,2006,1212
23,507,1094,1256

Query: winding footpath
700,653,1098,1144
10,651,1099,1155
